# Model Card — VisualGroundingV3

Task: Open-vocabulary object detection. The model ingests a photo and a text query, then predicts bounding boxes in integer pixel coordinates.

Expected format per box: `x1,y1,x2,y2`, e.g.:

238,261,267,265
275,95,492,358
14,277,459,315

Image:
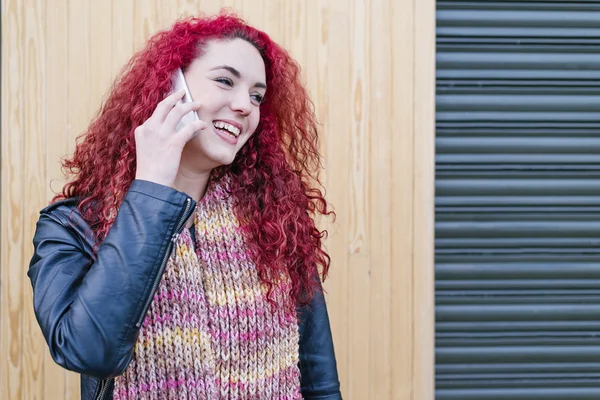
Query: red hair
56,12,334,307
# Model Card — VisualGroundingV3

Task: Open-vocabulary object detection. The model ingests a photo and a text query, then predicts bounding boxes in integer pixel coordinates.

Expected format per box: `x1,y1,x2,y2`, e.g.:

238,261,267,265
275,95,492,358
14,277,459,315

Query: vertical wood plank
44,0,70,397
348,0,371,398
237,0,264,28
368,0,393,396
321,1,351,395
412,0,436,398
133,0,160,52
196,0,222,17
156,1,182,28
177,0,201,17
46,0,69,199
261,0,284,47
111,0,134,80
391,0,417,398
20,0,47,398
288,1,307,72
1,0,25,398
301,0,323,126
67,0,91,145
89,1,114,112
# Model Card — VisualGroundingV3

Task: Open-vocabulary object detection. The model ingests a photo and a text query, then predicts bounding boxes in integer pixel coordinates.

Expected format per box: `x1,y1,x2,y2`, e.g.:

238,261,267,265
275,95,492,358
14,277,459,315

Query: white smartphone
171,67,199,132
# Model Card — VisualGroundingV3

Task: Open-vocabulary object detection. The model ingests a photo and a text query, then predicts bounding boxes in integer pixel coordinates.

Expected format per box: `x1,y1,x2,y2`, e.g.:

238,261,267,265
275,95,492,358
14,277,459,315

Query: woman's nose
230,91,252,115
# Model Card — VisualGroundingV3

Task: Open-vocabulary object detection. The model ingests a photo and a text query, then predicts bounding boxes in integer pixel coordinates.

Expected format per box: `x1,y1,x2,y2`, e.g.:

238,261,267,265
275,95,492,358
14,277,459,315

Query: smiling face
180,38,267,171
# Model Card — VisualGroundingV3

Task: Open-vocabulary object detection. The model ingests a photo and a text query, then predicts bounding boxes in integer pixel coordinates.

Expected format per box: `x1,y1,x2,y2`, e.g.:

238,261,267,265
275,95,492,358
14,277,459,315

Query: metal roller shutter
435,1,600,399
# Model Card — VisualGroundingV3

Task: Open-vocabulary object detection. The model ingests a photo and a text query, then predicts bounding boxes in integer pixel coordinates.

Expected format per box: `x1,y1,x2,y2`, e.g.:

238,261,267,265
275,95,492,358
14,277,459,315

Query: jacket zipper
135,197,193,328
94,378,111,400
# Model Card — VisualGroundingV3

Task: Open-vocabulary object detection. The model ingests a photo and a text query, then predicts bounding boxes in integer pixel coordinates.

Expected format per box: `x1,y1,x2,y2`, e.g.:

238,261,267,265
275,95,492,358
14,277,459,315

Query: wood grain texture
390,0,417,398
0,0,435,398
20,2,46,399
2,1,25,399
412,0,436,398
43,1,69,399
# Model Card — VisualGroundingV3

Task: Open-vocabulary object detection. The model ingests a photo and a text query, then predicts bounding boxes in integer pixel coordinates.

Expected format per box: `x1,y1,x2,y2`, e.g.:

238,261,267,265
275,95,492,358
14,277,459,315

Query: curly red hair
55,12,334,307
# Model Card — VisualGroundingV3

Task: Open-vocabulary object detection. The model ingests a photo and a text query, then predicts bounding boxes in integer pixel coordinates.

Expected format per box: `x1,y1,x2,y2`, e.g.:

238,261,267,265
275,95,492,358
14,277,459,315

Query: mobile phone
171,67,199,132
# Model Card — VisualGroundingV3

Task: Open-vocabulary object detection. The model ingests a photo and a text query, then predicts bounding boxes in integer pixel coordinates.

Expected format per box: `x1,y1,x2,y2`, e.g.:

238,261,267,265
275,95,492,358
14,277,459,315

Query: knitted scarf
113,176,302,399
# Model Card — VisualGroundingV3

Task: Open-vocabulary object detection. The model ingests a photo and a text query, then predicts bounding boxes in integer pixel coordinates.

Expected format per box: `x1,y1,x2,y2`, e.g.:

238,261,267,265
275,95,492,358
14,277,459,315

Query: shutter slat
437,362,600,372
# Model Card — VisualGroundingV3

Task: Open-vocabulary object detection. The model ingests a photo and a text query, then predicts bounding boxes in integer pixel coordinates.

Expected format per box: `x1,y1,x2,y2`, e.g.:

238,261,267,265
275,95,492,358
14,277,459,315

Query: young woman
28,12,341,400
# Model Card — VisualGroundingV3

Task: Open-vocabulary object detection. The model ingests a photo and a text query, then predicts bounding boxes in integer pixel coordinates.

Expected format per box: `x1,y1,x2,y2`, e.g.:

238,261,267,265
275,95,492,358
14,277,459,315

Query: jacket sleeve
27,180,194,379
298,284,342,399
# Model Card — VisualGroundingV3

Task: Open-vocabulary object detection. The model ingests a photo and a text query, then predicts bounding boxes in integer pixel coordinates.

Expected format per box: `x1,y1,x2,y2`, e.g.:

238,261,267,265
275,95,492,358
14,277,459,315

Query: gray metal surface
436,1,600,398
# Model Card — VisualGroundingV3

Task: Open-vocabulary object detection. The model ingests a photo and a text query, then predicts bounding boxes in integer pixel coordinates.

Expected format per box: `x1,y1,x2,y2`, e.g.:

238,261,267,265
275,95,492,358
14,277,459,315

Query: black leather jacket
28,180,341,400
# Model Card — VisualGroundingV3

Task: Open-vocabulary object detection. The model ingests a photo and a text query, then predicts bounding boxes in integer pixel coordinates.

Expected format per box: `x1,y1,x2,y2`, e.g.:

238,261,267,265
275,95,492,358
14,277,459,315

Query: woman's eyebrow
210,65,267,89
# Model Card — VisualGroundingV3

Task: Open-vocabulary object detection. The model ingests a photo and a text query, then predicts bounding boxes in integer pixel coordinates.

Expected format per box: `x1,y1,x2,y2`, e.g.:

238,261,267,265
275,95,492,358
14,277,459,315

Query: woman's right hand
134,89,207,187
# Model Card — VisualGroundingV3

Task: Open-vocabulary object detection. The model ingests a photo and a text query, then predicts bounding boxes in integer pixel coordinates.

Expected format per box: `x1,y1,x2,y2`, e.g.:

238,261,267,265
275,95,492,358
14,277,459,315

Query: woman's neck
172,166,212,203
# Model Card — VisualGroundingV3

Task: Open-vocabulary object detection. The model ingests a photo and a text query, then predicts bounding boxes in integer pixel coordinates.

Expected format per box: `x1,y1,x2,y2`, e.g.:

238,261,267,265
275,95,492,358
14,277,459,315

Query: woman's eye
251,94,264,104
215,77,233,86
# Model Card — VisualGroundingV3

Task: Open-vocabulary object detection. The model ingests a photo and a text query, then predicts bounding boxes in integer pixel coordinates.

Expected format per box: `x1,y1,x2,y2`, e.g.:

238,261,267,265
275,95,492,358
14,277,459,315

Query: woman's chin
183,137,237,170
201,144,237,167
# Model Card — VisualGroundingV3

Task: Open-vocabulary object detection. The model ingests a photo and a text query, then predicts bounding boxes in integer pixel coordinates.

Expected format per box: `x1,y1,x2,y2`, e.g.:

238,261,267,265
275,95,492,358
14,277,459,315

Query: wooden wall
0,0,435,398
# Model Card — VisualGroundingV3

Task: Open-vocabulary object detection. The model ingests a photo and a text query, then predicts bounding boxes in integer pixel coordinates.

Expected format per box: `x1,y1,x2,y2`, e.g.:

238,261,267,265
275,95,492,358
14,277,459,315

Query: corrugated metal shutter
435,1,600,399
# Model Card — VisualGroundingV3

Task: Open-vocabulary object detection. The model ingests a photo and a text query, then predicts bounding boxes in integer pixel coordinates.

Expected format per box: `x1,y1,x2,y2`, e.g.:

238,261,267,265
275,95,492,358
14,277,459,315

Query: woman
28,12,341,400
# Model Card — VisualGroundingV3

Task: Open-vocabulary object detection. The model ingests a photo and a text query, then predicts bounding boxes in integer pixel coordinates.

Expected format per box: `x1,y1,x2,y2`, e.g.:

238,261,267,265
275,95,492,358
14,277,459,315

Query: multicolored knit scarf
113,176,302,399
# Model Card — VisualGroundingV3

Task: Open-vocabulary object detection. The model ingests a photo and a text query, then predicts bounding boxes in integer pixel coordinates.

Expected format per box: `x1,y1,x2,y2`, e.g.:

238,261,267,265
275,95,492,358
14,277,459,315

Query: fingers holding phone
134,70,207,187
164,97,206,144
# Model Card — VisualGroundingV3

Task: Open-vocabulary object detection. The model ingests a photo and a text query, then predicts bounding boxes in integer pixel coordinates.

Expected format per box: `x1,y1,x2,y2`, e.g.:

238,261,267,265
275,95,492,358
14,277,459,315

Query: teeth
214,121,241,137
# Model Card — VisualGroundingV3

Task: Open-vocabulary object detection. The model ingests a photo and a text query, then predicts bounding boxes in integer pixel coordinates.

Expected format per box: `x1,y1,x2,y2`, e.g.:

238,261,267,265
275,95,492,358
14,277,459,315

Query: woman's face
181,38,266,170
